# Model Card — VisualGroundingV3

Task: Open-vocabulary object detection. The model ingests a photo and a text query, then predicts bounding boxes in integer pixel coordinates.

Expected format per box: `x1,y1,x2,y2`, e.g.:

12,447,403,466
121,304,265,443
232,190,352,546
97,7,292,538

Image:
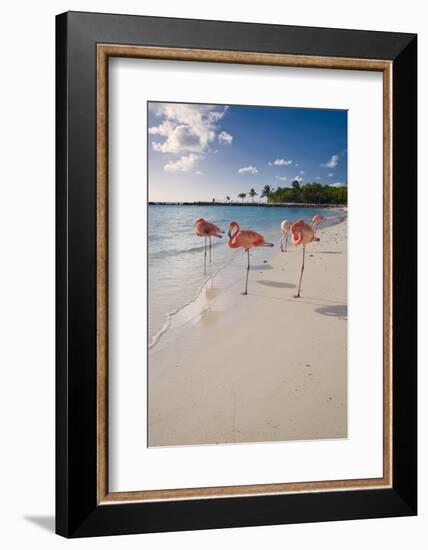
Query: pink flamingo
311,214,325,234
194,218,224,271
228,221,274,295
280,219,293,252
291,219,320,298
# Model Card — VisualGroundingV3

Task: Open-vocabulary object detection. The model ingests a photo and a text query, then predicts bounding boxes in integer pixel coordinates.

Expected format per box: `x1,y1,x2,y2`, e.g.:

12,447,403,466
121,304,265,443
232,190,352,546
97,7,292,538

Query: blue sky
148,102,347,202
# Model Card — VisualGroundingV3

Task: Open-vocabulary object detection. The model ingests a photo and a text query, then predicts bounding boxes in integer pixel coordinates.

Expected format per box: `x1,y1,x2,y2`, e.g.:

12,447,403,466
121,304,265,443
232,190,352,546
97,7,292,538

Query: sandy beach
148,217,347,447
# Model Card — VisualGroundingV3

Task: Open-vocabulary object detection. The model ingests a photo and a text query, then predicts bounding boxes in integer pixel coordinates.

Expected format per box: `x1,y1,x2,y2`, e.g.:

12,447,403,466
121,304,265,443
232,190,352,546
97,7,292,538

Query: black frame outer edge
391,37,417,514
55,12,69,538
55,11,417,538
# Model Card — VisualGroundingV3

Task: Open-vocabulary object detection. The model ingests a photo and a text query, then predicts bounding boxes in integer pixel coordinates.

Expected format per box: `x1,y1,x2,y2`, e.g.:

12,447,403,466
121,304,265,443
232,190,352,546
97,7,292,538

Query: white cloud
292,176,303,183
209,106,228,121
300,170,305,175
218,131,233,145
148,120,175,137
270,158,293,166
275,175,288,181
321,154,340,168
329,182,346,187
238,166,258,174
328,173,334,177
195,171,204,175
164,153,200,172
152,124,209,154
315,176,321,180
149,103,228,155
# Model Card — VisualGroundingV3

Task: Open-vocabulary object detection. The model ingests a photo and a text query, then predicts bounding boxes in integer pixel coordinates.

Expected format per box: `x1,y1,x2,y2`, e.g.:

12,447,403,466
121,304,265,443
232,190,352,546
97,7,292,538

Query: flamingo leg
280,231,285,252
242,249,250,295
209,236,212,263
204,236,207,273
280,230,289,252
294,245,305,298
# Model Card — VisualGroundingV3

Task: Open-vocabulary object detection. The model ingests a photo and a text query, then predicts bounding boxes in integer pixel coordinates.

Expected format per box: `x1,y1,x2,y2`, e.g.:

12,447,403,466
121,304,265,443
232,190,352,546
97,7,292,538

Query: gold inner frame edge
96,44,393,504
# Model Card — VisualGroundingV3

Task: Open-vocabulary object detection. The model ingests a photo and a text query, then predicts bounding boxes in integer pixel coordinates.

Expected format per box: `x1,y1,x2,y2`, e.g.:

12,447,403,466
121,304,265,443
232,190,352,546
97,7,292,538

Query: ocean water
148,204,343,348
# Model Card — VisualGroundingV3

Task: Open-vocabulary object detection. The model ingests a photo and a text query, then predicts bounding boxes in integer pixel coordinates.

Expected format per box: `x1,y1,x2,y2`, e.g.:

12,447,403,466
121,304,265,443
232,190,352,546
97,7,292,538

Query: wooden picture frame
56,11,417,537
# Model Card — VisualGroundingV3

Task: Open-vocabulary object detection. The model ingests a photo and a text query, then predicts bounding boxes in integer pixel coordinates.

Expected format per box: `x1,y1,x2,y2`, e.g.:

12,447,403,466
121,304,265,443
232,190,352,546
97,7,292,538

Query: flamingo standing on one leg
228,221,274,295
194,218,224,272
311,214,325,235
280,219,292,252
291,219,320,298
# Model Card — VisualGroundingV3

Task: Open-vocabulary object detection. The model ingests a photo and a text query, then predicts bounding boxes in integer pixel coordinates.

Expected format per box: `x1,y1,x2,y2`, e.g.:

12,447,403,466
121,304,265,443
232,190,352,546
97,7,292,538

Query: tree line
231,181,347,205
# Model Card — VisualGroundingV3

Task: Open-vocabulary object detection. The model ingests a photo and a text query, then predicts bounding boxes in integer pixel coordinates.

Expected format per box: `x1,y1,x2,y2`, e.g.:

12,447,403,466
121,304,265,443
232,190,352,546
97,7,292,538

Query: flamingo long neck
292,230,303,245
228,223,240,247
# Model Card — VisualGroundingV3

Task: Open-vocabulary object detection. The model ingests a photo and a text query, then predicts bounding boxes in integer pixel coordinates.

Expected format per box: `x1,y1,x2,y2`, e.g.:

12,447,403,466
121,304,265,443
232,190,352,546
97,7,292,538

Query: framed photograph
56,11,417,537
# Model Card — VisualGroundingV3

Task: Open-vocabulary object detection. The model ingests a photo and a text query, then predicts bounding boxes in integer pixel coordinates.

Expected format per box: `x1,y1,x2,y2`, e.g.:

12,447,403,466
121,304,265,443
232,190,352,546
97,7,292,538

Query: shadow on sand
315,304,347,320
250,264,273,270
312,251,342,255
257,280,295,289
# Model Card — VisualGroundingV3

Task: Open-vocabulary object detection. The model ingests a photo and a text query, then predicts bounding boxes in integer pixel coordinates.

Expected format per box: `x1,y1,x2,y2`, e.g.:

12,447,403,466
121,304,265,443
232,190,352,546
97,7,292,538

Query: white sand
148,218,347,447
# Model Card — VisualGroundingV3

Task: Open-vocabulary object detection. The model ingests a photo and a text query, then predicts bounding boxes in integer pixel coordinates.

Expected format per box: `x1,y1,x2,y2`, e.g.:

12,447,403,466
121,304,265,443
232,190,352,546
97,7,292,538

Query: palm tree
292,179,301,202
249,188,258,203
225,196,231,203
238,192,246,203
260,184,274,201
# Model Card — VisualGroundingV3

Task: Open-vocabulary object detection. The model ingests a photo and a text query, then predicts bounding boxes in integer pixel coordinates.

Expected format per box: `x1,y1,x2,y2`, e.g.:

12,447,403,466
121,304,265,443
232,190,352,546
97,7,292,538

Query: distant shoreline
149,201,347,209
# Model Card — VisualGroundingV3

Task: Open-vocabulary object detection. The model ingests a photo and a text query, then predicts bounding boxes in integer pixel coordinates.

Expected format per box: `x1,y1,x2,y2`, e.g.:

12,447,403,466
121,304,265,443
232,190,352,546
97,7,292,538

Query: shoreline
149,201,347,209
148,217,348,447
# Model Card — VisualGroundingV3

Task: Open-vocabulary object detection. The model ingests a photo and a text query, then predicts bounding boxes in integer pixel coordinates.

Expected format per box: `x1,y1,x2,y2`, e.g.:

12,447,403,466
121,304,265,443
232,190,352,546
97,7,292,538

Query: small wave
148,306,181,351
318,212,347,230
148,255,235,350
149,239,224,260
